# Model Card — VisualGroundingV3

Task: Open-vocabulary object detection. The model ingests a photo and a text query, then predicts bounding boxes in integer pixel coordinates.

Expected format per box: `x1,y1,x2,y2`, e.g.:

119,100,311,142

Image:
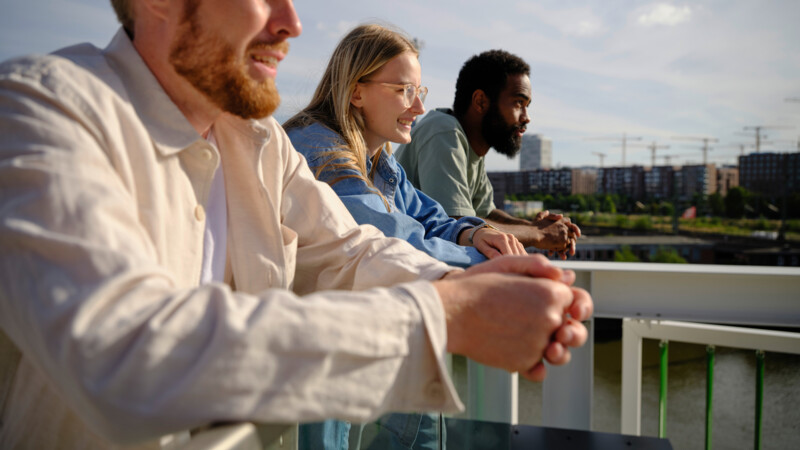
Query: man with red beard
0,1,592,448
396,50,582,258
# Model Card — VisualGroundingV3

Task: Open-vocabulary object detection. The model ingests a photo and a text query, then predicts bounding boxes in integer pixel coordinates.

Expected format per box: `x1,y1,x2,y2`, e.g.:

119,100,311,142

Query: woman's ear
350,84,364,108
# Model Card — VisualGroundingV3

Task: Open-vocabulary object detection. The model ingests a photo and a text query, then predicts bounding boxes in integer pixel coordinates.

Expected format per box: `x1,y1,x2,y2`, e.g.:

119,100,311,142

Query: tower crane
584,133,643,167
592,152,606,168
741,126,794,153
659,152,697,166
619,141,671,167
672,136,718,165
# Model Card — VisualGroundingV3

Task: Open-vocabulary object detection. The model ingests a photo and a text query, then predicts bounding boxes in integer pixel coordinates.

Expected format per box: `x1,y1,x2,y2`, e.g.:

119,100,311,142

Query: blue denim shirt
287,122,487,268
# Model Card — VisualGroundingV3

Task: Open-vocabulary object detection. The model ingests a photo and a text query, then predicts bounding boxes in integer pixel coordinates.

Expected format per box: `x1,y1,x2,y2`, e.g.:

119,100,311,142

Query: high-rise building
519,134,552,170
487,168,597,207
739,152,800,196
716,166,739,196
679,164,717,200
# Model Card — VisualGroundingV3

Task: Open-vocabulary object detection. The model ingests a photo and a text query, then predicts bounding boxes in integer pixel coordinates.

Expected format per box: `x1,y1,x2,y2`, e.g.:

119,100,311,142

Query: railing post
542,318,594,430
542,268,593,431
466,361,518,424
658,340,668,438
621,318,643,435
705,345,715,450
754,350,765,450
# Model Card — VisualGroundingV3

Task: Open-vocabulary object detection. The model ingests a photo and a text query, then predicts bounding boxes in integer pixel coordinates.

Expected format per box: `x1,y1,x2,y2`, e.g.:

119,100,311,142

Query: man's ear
471,89,489,115
139,0,173,21
350,84,364,108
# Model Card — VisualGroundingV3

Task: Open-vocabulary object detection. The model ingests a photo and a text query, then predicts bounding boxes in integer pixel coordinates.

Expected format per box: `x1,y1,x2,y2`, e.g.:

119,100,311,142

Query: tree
602,195,617,213
614,245,640,262
725,187,748,219
651,246,687,264
708,192,724,216
660,202,675,217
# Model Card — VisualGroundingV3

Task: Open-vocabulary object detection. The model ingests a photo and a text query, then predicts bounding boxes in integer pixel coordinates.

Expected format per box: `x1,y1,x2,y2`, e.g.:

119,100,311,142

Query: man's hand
465,226,527,258
435,254,593,382
531,211,581,260
483,209,581,259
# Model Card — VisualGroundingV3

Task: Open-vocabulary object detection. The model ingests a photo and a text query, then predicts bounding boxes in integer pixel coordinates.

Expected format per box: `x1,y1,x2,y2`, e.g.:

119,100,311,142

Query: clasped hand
532,210,581,260
435,254,593,382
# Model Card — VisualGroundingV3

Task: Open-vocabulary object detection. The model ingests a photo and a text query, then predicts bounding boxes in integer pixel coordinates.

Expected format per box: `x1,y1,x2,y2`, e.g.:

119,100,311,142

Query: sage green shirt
395,109,496,218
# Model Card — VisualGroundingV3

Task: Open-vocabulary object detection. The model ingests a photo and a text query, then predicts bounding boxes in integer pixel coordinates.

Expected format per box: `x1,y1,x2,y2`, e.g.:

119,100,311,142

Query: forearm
480,222,543,248
485,208,533,226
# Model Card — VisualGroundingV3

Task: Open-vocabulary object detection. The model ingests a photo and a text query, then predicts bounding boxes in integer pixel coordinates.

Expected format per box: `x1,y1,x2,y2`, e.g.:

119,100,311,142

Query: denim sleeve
393,162,485,243
334,179,486,268
289,126,485,267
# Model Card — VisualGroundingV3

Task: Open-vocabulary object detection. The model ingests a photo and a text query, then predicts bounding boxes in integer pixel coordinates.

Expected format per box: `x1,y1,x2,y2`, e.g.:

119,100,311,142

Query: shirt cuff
396,281,464,414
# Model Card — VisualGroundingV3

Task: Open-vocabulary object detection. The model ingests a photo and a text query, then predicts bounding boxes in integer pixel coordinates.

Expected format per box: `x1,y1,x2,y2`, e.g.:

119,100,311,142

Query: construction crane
659,152,697,166
584,133,643,167
620,141,670,167
672,136,718,165
592,151,606,168
741,126,794,153
713,143,753,165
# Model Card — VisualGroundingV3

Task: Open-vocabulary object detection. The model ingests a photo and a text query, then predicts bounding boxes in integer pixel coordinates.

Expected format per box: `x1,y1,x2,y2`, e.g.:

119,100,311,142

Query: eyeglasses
360,81,428,107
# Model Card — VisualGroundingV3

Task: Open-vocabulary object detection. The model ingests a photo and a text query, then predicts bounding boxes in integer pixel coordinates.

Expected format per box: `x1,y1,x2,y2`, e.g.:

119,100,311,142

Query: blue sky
2,0,798,171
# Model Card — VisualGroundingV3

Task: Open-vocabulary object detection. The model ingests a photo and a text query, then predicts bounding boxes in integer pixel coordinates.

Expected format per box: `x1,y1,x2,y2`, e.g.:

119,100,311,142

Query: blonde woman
284,24,526,449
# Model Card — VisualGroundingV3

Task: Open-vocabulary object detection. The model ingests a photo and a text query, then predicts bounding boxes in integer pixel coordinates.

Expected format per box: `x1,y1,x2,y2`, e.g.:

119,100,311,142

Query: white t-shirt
200,129,227,284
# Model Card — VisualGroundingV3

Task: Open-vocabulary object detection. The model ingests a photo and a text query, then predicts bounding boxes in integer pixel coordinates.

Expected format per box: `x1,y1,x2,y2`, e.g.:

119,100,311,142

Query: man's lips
247,42,289,78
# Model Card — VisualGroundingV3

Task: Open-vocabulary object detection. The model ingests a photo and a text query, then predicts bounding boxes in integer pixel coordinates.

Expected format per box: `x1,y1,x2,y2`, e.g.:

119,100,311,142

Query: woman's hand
471,226,527,258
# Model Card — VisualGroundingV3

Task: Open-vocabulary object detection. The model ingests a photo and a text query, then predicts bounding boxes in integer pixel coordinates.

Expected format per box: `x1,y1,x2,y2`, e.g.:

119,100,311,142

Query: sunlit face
353,51,425,155
169,0,301,119
481,73,531,157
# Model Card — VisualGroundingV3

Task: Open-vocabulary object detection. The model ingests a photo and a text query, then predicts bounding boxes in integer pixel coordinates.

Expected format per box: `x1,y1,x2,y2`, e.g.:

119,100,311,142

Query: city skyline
3,0,798,171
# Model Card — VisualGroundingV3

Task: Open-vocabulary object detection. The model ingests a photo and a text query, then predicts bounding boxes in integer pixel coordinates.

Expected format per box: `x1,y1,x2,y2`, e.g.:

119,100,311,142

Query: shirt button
202,149,213,161
194,205,206,221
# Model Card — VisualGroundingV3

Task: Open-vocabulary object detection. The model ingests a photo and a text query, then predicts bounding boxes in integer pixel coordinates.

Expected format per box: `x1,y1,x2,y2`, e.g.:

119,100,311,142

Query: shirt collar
101,28,270,157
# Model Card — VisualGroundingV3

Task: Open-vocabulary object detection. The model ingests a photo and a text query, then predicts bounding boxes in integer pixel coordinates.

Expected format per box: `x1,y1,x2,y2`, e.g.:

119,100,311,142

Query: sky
2,0,799,171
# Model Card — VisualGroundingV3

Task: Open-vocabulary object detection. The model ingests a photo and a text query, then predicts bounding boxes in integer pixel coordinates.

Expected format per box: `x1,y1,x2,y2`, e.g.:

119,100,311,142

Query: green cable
755,350,765,450
659,340,669,438
706,345,715,450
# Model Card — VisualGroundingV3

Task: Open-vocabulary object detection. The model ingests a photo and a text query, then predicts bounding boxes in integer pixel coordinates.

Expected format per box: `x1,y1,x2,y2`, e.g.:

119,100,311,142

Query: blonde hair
284,24,418,211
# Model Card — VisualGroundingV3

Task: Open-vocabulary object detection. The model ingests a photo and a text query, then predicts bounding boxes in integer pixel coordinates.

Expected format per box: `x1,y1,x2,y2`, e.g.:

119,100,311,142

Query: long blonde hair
283,24,418,211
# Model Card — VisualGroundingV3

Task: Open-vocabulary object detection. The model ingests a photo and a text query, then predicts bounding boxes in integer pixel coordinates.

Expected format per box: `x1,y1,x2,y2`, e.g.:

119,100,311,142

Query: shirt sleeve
413,129,479,217
0,65,463,445
472,161,497,217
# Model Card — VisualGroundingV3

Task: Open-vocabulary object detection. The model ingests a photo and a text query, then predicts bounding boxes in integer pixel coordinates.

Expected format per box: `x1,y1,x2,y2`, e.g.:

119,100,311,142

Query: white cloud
515,3,607,38
637,4,692,27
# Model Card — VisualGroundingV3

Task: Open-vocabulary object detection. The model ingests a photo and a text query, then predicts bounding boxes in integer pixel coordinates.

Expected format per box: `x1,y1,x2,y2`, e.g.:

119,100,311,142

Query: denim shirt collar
367,150,400,209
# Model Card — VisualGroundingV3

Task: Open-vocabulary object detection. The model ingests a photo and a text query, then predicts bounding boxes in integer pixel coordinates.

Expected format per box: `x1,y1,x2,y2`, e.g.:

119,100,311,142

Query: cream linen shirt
0,29,463,448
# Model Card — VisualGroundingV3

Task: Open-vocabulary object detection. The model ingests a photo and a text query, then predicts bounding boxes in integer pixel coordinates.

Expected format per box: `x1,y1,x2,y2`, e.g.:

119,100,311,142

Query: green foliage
633,216,653,230
708,192,724,216
615,215,630,228
660,202,675,217
725,186,748,218
651,246,687,264
614,245,640,262
602,195,617,213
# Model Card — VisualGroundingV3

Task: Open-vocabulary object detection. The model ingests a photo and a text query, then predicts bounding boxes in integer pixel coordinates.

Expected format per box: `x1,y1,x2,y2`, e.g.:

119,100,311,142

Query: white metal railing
465,261,800,432
620,318,800,436
182,262,800,448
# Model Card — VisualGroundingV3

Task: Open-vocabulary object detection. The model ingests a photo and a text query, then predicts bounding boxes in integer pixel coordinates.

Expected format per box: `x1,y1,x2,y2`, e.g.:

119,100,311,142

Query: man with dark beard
396,50,581,256
0,1,592,448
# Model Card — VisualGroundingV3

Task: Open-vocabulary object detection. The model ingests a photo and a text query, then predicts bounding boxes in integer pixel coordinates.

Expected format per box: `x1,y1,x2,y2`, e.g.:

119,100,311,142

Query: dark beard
168,9,283,119
481,103,523,158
